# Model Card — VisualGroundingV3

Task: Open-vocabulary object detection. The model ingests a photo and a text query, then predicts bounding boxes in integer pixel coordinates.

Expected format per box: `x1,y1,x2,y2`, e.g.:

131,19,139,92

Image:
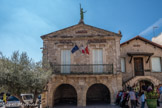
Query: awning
127,52,154,63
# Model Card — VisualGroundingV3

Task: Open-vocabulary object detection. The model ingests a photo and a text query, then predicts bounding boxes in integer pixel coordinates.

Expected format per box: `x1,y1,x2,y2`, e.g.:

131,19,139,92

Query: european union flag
71,45,79,53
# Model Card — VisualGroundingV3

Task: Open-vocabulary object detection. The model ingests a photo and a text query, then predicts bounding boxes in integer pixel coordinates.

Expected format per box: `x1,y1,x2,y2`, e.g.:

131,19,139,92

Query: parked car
21,94,33,104
0,99,4,107
6,96,21,108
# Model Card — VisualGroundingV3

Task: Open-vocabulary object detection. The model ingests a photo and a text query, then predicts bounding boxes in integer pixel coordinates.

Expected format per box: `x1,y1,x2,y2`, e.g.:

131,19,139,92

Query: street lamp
153,26,158,37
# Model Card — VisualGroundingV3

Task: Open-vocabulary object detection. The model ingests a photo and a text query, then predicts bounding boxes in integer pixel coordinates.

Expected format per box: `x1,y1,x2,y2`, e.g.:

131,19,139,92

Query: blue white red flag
71,45,79,53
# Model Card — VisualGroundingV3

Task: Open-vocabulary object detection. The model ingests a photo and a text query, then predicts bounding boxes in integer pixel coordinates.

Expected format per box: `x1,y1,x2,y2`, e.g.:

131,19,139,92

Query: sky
0,0,162,61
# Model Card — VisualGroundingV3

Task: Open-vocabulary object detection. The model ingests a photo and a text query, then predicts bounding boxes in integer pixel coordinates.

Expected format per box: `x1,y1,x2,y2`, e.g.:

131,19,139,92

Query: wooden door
134,58,144,76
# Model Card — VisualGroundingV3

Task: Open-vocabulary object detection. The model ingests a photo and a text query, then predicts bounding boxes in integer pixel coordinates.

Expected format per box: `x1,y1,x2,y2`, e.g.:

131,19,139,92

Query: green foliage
145,89,159,99
0,51,52,104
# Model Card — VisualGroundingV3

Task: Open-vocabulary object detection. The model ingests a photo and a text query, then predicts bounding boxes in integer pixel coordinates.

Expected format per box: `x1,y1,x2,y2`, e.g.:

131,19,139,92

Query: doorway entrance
134,58,144,76
138,80,154,92
86,84,110,105
54,84,77,106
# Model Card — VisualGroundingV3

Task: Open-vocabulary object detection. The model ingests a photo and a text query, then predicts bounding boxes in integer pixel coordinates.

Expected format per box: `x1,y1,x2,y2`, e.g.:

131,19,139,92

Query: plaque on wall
88,39,106,43
59,40,72,44
75,30,88,34
133,45,140,47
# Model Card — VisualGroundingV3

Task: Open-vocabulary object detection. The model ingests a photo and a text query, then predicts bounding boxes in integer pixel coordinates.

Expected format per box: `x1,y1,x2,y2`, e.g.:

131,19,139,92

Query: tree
0,51,52,107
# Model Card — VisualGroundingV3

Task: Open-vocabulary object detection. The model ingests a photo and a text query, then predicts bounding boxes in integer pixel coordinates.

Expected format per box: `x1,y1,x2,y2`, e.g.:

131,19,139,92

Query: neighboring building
152,32,162,45
121,36,162,89
41,20,122,108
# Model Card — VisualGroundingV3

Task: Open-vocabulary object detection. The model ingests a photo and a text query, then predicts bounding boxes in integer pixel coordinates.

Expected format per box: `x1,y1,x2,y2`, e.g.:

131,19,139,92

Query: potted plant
145,88,160,108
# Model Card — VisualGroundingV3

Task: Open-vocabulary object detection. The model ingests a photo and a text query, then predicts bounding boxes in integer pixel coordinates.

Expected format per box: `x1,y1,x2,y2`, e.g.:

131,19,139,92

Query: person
147,85,152,92
159,86,162,94
129,88,136,108
120,91,125,107
3,93,6,103
122,91,129,108
116,90,122,105
135,91,140,107
140,92,146,108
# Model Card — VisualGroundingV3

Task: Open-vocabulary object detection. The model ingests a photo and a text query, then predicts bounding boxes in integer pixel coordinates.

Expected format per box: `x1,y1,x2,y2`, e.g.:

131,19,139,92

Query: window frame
151,57,162,72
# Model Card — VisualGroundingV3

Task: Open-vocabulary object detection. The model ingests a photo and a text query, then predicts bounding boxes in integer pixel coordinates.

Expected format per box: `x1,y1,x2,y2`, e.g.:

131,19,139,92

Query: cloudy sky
0,0,162,61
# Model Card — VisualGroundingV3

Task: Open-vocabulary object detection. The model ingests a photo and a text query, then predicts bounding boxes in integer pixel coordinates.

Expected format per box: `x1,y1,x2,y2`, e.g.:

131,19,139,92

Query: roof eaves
121,35,162,49
41,23,122,39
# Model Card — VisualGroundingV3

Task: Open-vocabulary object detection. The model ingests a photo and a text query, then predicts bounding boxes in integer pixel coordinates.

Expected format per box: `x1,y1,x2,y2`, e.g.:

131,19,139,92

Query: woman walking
140,92,146,108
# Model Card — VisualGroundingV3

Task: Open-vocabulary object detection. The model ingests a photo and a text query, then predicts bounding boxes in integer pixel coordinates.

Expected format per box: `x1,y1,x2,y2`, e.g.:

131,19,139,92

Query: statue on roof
80,4,87,20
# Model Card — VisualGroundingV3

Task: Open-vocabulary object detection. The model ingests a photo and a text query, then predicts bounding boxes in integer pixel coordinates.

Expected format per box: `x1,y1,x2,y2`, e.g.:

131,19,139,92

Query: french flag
81,46,85,54
85,46,89,54
71,45,79,53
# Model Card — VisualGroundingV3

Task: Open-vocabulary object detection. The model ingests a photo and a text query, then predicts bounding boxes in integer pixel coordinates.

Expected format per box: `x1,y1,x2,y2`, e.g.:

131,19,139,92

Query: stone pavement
54,104,120,108
54,103,162,108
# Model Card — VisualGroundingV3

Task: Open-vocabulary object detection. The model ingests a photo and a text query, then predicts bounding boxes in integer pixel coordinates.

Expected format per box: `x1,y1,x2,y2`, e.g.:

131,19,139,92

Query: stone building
40,12,162,107
41,20,122,108
121,36,162,89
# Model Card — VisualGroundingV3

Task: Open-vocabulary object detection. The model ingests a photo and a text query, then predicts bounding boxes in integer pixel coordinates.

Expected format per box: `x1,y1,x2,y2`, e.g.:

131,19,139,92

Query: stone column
77,86,86,106
111,95,115,105
48,92,53,108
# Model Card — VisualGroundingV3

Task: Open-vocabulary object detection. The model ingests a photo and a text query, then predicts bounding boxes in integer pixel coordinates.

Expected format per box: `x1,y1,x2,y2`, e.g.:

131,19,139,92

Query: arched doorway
134,80,154,93
139,80,154,91
54,84,77,106
86,84,110,105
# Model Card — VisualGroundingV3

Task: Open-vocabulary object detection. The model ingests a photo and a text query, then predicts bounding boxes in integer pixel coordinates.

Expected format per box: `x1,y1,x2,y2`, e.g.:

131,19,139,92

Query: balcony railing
50,64,113,74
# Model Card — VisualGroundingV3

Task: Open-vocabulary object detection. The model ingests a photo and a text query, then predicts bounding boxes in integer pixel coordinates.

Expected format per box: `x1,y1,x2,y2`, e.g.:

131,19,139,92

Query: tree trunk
14,94,27,108
14,94,25,104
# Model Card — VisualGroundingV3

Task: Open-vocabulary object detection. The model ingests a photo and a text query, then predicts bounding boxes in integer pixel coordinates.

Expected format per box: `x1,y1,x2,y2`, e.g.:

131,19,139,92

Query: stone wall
43,36,121,74
41,74,122,108
41,23,122,108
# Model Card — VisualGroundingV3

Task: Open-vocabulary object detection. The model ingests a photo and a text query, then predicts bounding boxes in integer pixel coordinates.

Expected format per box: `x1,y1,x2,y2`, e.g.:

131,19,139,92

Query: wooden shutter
61,50,71,73
151,57,162,72
121,58,126,72
93,49,103,73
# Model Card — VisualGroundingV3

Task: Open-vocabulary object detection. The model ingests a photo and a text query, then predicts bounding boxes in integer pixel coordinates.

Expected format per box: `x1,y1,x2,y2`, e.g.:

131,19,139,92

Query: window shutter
61,50,71,73
151,57,162,72
93,49,103,73
121,58,126,72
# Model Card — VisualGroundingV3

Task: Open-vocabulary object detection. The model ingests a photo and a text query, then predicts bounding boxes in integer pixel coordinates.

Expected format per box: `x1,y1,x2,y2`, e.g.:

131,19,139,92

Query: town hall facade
41,19,162,108
41,20,122,107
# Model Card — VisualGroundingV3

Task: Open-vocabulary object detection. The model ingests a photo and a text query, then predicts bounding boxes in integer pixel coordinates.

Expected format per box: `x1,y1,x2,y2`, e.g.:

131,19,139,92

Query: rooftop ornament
79,4,87,24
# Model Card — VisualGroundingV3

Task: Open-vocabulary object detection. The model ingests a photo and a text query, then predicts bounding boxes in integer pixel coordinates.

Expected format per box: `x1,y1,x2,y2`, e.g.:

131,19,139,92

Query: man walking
129,88,136,108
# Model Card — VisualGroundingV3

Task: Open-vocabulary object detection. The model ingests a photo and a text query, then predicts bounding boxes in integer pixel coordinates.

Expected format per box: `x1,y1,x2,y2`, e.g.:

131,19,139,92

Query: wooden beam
129,56,133,63
146,56,151,63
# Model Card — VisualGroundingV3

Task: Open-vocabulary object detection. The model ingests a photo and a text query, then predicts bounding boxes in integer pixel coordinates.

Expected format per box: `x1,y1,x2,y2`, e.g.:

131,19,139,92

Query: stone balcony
50,63,113,75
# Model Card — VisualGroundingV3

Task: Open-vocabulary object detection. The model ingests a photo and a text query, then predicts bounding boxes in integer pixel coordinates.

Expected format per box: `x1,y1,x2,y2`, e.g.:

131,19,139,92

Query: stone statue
118,30,122,35
80,4,87,20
